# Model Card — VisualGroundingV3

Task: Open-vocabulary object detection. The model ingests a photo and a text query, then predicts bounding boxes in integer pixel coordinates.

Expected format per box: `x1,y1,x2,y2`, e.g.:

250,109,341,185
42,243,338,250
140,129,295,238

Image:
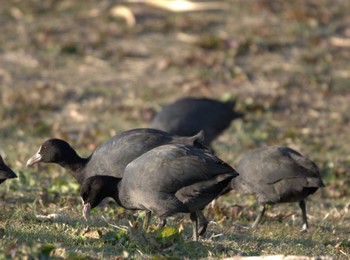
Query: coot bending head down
0,155,17,184
227,146,324,231
26,128,208,232
80,144,238,241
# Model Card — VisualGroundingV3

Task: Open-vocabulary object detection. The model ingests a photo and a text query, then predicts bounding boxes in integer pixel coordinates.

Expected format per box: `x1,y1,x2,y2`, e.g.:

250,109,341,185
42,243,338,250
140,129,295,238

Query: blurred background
0,0,349,258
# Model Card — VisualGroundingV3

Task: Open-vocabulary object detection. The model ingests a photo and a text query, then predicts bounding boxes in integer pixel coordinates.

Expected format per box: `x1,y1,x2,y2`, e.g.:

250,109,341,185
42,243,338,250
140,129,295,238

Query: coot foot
252,204,266,229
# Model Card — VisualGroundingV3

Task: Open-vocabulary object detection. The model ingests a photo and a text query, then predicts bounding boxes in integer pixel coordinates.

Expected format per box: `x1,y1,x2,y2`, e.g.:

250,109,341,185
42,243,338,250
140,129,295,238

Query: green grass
1,172,348,258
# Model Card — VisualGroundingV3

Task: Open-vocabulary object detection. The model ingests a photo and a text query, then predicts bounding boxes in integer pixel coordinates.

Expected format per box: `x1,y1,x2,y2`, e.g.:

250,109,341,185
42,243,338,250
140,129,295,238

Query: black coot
80,144,238,241
151,98,243,145
228,146,324,231
0,155,17,184
26,128,206,184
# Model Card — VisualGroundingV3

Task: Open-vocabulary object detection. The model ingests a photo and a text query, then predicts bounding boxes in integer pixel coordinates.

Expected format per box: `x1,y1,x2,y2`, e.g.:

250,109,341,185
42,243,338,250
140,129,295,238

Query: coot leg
197,211,208,236
190,211,199,241
252,204,266,229
158,218,167,228
143,211,152,231
299,200,309,232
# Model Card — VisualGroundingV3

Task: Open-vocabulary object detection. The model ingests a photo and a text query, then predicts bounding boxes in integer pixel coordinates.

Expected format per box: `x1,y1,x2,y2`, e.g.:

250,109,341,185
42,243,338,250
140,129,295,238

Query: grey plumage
228,146,324,230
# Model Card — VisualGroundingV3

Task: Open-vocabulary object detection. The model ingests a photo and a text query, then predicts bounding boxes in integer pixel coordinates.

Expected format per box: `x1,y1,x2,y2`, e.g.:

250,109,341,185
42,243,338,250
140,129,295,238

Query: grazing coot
227,146,324,231
151,97,244,145
26,128,208,231
80,144,238,241
26,128,206,184
0,155,17,184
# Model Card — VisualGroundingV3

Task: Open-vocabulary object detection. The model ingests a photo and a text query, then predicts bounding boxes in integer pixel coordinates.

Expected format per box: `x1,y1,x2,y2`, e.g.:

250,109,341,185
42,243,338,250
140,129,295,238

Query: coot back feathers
151,98,243,145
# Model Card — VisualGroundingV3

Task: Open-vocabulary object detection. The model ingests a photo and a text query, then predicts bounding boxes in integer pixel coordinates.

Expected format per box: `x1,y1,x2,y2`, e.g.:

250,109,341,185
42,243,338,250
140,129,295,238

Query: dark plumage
26,128,208,231
0,155,17,184
227,146,324,231
26,128,206,184
81,144,238,241
151,97,243,145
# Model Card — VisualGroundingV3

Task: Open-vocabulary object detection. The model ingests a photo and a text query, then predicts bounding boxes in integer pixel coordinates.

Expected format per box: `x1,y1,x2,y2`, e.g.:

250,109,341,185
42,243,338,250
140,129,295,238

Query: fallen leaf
110,5,136,27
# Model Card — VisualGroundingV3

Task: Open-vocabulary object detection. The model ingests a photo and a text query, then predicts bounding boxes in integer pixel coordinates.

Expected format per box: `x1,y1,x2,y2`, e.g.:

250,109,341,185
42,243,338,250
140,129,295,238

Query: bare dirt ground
0,0,349,258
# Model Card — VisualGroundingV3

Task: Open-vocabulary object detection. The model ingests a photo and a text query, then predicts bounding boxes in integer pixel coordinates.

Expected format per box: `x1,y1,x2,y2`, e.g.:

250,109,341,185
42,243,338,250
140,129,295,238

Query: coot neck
110,180,126,207
57,155,89,184
111,180,137,210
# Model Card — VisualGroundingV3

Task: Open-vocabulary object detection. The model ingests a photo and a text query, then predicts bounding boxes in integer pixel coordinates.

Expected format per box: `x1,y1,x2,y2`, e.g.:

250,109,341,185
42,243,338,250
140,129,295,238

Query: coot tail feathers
176,172,235,209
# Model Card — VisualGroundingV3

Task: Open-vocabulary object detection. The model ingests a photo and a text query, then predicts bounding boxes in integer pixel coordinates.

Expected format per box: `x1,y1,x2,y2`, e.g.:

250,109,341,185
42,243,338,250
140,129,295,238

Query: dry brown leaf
176,32,199,44
330,37,350,48
10,7,23,20
83,229,101,239
110,5,136,27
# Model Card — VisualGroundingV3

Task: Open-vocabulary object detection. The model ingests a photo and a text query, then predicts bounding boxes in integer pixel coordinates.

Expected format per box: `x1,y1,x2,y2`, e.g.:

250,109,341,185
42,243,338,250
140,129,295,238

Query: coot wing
123,144,237,193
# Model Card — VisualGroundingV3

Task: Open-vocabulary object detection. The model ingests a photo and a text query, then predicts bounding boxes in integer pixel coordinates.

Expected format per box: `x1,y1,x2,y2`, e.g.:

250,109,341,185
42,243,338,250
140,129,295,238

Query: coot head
80,175,120,220
26,139,77,166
